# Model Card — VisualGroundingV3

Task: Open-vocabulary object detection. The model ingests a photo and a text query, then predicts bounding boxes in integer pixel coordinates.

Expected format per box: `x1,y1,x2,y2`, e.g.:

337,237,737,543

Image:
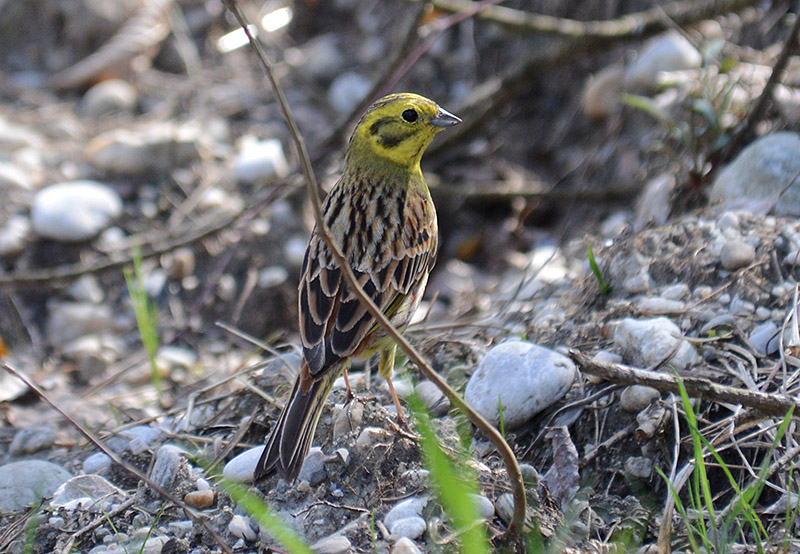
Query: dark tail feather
254,360,337,482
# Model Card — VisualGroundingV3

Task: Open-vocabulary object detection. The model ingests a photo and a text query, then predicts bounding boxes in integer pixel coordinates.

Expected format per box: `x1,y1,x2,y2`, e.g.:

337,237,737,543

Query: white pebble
222,446,264,483
32,181,123,242
228,515,257,541
612,317,699,371
390,516,426,540
233,137,289,182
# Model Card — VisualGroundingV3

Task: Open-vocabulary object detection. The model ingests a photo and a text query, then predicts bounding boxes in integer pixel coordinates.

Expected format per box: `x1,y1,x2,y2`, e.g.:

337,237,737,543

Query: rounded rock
0,460,72,511
709,132,800,215
233,137,289,182
10,425,56,455
391,537,423,554
184,490,215,509
720,240,756,271
624,456,653,479
624,31,701,90
612,317,699,371
311,535,352,554
223,445,264,483
298,446,327,486
228,514,257,541
390,516,426,540
32,181,123,242
620,386,660,413
384,496,428,531
83,452,112,474
465,341,576,429
80,79,138,118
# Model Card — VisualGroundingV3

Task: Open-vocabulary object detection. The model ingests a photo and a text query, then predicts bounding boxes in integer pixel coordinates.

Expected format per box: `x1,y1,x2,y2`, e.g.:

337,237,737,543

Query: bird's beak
430,107,461,127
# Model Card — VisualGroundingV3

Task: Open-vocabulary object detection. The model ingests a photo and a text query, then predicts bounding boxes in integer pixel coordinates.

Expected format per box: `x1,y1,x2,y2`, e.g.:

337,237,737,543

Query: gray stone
311,535,352,554
80,79,138,118
298,446,327,487
228,514,257,541
494,492,515,525
624,456,654,479
0,460,72,511
465,341,576,429
390,516,426,540
46,302,117,346
624,31,702,90
150,445,184,491
470,493,496,519
10,425,56,455
223,445,263,483
32,181,123,241
749,321,780,356
391,537,423,554
720,240,756,270
50,474,127,512
384,497,428,531
232,137,289,183
620,386,660,413
709,132,800,215
83,452,113,474
612,317,699,371
415,380,450,416
0,215,31,256
355,426,393,451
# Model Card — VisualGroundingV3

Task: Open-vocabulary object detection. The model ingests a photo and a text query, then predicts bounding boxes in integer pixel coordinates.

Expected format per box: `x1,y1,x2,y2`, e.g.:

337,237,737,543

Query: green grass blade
409,394,490,554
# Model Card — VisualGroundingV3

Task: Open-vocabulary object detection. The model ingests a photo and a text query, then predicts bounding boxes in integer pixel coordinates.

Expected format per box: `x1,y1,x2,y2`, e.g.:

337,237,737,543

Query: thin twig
223,0,527,538
2,362,233,554
722,4,800,163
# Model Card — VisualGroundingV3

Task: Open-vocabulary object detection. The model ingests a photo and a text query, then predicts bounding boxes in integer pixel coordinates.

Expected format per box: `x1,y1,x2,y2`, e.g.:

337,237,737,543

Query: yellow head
347,93,461,169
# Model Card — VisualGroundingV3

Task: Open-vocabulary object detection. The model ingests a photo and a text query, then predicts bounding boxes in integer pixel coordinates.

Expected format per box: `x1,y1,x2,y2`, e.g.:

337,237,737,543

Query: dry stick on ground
222,0,528,540
721,5,800,164
569,350,800,417
1,363,234,554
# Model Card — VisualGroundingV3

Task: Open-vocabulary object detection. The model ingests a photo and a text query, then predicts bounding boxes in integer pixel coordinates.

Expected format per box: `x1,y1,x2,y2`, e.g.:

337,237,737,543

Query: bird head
347,93,461,168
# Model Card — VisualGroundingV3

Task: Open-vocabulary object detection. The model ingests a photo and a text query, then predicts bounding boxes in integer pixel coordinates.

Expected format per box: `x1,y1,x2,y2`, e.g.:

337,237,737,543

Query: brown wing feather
299,182,437,379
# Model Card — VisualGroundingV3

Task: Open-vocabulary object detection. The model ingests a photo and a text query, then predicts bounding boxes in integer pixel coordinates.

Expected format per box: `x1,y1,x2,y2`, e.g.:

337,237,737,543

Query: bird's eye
402,109,418,123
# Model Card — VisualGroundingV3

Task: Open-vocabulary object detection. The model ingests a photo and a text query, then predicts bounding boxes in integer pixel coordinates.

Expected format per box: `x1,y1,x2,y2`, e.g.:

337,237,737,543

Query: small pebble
636,297,685,313
83,452,112,474
50,474,126,512
298,446,327,487
660,283,690,300
184,490,215,509
228,514,257,541
223,446,264,483
10,426,56,455
612,317,699,371
0,214,31,256
494,492,515,525
415,380,450,416
32,181,123,241
149,445,183,491
624,456,654,479
80,79,138,117
470,493,496,519
390,516,426,540
619,386,660,413
384,497,428,531
720,240,756,271
391,537,423,554
333,401,364,437
233,137,289,182
624,31,701,90
355,427,393,451
749,321,780,356
168,521,194,537
310,535,352,554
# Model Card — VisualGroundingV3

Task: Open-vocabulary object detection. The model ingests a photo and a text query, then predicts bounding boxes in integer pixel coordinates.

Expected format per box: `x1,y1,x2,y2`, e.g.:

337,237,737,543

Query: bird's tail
255,358,337,482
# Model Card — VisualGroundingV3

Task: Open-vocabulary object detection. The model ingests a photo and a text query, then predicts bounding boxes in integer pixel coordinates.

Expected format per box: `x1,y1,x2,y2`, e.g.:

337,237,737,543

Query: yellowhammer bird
255,93,460,482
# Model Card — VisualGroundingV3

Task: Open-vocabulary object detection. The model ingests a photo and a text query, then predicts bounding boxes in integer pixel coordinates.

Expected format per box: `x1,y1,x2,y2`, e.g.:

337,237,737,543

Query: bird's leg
379,345,407,428
342,367,355,401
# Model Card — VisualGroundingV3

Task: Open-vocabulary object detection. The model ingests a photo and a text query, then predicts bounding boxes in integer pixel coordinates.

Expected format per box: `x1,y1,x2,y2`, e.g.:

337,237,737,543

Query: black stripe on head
378,133,411,148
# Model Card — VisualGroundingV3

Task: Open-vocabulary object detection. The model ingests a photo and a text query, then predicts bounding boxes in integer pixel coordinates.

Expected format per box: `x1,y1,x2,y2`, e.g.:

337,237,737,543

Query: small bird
255,93,460,482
